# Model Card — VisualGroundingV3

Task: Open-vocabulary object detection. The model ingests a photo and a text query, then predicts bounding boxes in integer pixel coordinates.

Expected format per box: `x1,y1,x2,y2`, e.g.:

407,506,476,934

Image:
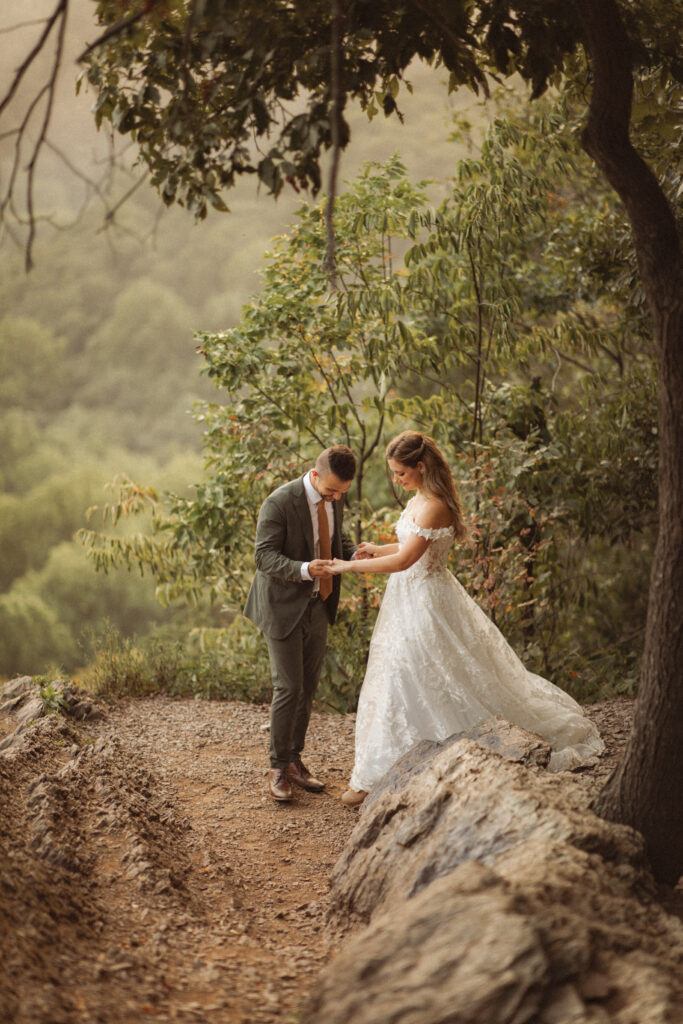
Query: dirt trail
1,696,358,1024
0,691,634,1024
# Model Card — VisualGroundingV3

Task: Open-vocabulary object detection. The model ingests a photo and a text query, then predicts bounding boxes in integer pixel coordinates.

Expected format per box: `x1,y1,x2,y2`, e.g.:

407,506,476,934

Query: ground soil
0,692,639,1023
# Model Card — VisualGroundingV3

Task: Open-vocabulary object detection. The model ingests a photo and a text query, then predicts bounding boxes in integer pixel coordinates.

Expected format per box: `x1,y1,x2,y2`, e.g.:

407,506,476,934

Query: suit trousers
266,596,329,768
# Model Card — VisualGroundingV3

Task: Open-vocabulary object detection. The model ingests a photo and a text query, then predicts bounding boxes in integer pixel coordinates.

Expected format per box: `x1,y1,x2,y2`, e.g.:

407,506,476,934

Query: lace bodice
396,501,455,580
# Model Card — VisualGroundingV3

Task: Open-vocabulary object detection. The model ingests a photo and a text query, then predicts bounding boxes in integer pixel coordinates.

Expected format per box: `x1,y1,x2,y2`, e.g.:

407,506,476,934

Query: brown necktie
317,500,332,600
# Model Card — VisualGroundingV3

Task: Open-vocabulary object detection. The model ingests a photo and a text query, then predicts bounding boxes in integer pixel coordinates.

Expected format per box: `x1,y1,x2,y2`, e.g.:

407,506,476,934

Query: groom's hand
309,559,334,577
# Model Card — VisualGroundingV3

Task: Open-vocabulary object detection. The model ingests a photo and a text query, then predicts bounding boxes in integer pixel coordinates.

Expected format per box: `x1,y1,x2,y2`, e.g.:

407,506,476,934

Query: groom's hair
316,445,356,481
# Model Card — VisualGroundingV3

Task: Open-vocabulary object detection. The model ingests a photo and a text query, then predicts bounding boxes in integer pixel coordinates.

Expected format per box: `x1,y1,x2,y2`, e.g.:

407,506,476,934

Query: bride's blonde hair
386,431,467,542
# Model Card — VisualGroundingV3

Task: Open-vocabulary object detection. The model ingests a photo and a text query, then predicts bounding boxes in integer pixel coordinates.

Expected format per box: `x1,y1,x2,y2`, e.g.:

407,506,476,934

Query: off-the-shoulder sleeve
405,521,455,540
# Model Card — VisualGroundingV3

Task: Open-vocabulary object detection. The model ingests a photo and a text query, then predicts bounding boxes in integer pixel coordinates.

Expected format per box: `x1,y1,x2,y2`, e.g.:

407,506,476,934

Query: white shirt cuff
301,562,312,581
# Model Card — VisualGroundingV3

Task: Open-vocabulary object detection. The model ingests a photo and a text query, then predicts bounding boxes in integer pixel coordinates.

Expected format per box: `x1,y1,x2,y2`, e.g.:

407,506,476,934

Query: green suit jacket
243,476,355,640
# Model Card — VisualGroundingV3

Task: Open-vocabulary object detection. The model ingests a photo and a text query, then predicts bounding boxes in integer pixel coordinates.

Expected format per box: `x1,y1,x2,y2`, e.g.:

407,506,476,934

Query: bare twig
179,0,199,109
25,1,68,270
362,412,385,468
0,0,66,117
549,345,598,375
467,239,485,443
76,8,147,63
0,83,50,219
96,170,150,231
45,138,109,202
0,18,49,36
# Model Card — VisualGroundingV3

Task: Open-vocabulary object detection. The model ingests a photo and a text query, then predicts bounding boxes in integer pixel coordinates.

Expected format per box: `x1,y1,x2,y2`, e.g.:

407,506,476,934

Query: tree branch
0,0,72,270
24,0,68,271
0,18,50,37
95,170,150,232
406,0,489,98
76,8,147,64
362,411,385,469
0,0,66,118
575,0,681,301
0,84,49,221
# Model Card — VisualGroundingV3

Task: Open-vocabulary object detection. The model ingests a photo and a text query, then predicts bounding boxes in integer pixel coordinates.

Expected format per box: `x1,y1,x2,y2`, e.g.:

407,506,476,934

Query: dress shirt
301,471,334,593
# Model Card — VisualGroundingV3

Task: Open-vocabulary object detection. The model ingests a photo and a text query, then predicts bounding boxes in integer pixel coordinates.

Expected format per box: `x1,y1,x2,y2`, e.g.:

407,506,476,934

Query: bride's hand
329,558,350,574
354,542,378,559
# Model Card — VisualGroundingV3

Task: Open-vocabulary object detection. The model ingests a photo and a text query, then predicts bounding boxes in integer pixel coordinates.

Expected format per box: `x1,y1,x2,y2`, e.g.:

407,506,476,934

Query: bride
330,430,604,808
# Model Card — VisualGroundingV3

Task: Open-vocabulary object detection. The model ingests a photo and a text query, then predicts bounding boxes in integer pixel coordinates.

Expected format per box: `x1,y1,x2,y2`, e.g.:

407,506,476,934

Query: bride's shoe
341,788,367,808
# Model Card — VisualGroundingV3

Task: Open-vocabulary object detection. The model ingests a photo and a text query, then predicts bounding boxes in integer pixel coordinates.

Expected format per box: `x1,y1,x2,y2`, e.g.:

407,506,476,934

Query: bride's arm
355,541,399,558
333,532,429,574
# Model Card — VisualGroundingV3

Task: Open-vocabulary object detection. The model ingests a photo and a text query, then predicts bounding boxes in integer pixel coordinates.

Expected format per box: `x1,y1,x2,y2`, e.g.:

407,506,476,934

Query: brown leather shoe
269,767,293,802
287,756,324,793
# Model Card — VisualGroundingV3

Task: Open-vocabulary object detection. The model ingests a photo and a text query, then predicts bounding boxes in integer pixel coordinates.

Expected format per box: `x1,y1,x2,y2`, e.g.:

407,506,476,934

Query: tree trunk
575,0,683,885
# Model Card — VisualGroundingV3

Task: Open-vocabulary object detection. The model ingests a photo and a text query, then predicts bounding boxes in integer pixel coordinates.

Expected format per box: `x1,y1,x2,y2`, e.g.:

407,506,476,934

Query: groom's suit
244,475,355,768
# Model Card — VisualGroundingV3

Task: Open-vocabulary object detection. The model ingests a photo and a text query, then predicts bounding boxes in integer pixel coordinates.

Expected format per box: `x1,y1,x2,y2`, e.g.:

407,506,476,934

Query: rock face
307,727,683,1024
363,716,552,811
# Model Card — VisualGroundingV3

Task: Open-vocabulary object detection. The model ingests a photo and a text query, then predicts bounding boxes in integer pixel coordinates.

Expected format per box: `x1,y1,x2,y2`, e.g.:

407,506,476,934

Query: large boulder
307,732,683,1024
363,716,552,811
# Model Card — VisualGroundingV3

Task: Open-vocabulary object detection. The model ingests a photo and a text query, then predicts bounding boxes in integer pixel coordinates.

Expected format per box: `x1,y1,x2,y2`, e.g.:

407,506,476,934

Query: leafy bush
80,620,273,704
80,623,187,699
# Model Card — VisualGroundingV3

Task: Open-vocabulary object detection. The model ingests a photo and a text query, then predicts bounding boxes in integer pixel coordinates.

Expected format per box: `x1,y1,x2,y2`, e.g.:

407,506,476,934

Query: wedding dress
349,499,605,792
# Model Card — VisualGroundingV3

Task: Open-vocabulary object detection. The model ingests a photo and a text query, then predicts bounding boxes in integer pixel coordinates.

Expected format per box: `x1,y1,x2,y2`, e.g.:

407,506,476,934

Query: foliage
0,62,501,683
0,185,237,678
79,158,435,599
82,0,680,220
80,621,186,699
0,316,69,412
451,372,657,699
177,620,272,703
80,619,273,704
39,683,69,716
79,117,660,705
0,590,75,678
24,541,168,639
402,107,577,445
79,157,446,692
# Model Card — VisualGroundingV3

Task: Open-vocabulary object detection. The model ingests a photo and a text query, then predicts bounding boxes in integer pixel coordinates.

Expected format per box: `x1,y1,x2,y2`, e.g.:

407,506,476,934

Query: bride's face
388,457,423,491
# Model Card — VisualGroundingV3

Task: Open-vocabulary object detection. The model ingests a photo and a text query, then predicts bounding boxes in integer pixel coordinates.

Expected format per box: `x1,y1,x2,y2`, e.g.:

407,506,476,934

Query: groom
244,445,357,802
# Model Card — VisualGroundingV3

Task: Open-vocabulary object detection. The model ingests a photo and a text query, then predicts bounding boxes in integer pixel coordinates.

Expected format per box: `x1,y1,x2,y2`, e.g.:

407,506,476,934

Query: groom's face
311,469,352,502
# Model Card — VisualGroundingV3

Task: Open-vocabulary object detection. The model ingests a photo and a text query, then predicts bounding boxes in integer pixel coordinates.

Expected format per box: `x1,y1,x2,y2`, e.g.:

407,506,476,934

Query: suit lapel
291,477,315,559
332,497,344,557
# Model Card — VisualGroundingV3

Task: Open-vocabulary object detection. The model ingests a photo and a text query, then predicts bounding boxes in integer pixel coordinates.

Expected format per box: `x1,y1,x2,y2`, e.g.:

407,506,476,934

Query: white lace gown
349,500,605,792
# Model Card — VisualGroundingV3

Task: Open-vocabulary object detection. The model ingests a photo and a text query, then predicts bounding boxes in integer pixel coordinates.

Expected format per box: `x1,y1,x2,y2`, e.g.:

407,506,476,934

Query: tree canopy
82,0,680,219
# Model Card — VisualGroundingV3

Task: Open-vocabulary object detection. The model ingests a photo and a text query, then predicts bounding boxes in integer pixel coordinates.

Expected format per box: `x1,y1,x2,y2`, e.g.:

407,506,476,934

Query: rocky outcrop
307,727,683,1024
363,716,552,811
0,676,102,754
